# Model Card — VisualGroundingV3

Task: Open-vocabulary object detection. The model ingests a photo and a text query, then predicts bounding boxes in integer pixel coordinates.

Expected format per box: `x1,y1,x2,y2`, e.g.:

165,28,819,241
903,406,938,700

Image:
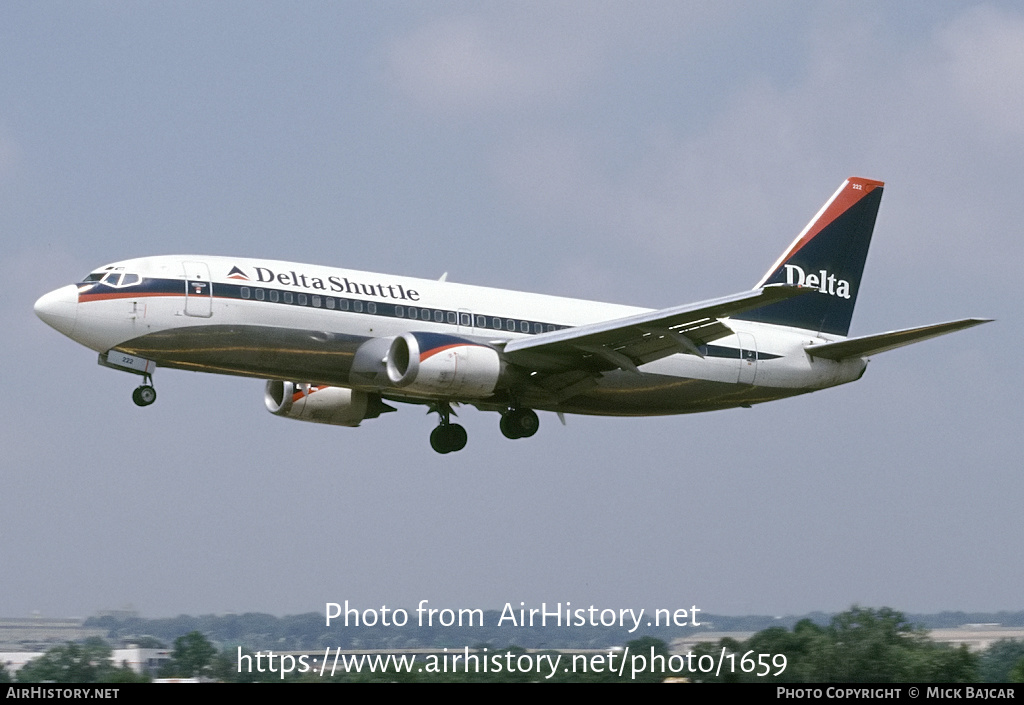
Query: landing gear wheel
132,385,157,407
500,408,539,439
447,423,467,452
430,423,468,454
499,415,518,439
430,426,450,454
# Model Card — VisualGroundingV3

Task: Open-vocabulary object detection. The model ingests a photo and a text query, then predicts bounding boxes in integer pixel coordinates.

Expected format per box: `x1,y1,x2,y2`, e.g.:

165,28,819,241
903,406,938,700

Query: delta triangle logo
227,266,249,281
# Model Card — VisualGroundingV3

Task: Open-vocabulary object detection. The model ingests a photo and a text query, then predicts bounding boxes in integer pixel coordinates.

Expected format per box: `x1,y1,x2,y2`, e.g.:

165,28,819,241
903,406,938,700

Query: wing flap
804,318,993,360
503,284,807,372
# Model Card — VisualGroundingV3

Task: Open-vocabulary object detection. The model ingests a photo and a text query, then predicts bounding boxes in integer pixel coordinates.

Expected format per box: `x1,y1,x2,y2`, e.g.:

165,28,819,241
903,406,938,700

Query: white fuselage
36,254,867,416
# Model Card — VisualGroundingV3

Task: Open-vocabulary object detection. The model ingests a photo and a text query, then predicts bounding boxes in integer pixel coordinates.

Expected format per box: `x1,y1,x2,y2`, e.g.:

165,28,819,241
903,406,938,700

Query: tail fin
734,177,884,337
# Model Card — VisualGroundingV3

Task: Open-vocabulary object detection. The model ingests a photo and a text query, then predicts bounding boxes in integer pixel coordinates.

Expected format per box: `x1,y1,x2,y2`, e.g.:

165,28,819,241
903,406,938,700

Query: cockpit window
88,271,142,288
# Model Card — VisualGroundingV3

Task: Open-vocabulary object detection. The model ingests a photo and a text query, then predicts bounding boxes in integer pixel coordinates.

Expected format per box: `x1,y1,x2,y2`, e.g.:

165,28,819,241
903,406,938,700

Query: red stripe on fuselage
78,291,174,303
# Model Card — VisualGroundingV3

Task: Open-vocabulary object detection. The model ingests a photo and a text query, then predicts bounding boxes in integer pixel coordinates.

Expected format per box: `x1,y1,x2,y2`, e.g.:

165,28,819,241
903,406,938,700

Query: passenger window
255,289,265,301
353,301,362,312
447,311,456,324
434,310,444,323
269,290,280,303
492,318,501,329
461,313,472,326
520,321,529,333
298,293,307,305
368,302,377,314
326,297,335,310
506,319,515,331
241,287,250,299
312,296,321,307
475,315,486,328
396,306,404,317
339,299,349,311
408,308,417,320
283,291,294,304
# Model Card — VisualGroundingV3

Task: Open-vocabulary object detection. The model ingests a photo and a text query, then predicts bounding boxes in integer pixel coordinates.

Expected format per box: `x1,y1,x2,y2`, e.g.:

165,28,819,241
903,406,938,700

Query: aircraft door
737,332,757,385
183,261,213,318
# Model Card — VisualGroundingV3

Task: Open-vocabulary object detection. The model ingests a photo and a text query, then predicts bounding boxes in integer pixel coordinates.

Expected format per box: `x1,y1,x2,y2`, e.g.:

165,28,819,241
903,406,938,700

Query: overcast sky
2,2,1021,623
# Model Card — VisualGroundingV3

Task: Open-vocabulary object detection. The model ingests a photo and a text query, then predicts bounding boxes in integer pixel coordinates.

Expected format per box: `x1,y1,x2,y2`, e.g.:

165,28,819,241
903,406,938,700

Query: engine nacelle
264,381,370,427
351,332,502,398
387,332,503,397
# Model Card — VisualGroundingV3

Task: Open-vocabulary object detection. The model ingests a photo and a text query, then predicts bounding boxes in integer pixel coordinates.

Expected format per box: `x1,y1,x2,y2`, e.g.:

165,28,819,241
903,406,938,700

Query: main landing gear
430,402,468,454
132,374,157,407
500,407,539,440
428,403,540,454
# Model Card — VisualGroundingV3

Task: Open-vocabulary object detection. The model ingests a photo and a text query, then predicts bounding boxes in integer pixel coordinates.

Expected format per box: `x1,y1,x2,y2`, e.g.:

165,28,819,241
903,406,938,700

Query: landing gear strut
132,374,157,407
500,407,539,439
430,402,468,454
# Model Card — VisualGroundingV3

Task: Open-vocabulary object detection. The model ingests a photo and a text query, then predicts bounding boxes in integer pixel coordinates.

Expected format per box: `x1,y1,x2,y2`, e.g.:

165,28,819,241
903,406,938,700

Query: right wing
501,284,808,373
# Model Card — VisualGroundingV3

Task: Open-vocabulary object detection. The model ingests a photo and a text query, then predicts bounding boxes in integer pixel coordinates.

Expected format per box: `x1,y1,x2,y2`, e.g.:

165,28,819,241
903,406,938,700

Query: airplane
34,177,990,454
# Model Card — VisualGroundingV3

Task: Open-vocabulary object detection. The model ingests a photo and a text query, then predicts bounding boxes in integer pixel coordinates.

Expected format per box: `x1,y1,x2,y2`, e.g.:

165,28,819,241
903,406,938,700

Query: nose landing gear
98,352,158,408
132,385,157,406
132,373,157,407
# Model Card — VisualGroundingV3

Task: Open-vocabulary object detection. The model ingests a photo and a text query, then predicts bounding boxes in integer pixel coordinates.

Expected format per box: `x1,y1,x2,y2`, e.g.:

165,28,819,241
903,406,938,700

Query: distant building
110,647,173,676
0,652,43,674
0,617,106,651
2,647,171,677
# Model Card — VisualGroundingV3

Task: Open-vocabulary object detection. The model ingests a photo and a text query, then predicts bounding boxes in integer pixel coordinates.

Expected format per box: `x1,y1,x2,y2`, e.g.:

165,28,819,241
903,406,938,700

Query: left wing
501,284,807,373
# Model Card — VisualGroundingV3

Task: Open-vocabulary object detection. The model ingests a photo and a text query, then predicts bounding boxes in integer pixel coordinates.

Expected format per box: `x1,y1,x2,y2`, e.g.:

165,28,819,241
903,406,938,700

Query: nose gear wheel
132,374,157,407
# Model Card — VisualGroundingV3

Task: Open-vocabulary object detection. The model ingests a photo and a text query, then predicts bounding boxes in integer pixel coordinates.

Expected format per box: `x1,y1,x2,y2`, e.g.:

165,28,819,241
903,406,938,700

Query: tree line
7,606,1023,683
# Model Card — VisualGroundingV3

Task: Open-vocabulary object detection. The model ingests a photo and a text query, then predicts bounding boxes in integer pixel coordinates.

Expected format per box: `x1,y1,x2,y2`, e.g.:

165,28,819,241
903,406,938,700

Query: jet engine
350,332,502,398
264,381,372,427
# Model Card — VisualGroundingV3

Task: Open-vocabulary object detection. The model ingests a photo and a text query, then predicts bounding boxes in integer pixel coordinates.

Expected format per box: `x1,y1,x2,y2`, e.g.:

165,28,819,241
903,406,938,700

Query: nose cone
34,284,79,338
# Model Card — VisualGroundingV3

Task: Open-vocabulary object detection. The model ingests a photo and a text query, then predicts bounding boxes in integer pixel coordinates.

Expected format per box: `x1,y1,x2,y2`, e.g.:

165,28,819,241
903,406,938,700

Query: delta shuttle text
245,266,422,302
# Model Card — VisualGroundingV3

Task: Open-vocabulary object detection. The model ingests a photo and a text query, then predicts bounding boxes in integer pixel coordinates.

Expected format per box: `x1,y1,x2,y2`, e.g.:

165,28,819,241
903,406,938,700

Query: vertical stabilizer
735,177,884,337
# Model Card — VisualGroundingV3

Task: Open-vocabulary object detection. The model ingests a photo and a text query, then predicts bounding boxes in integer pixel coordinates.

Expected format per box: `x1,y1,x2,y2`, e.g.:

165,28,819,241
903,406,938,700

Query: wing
804,318,993,360
501,284,807,374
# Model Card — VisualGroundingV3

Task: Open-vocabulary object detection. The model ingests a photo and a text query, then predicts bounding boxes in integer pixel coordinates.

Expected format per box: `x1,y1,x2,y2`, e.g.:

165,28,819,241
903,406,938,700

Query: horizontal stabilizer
804,318,993,360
